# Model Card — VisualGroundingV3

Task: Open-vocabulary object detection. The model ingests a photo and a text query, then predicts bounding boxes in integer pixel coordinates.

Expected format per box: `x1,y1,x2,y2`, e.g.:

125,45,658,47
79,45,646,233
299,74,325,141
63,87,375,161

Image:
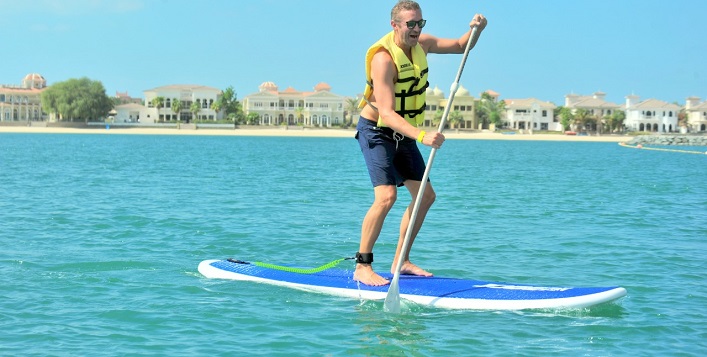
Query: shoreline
0,125,632,142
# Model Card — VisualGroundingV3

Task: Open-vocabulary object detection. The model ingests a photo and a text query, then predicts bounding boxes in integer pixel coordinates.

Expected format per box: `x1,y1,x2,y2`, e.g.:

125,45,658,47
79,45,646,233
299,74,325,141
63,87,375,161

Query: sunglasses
403,19,426,29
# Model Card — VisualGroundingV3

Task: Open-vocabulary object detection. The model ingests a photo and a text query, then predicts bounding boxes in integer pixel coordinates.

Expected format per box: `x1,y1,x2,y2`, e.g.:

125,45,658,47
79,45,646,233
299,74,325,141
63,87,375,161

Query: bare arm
420,13,487,54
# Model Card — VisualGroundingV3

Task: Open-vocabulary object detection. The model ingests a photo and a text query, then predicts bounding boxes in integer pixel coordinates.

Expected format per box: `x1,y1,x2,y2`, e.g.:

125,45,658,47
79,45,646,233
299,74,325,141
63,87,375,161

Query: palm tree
211,101,221,121
573,108,593,132
448,110,463,130
558,107,574,131
432,108,443,128
606,110,626,133
246,112,260,125
295,106,305,126
151,96,165,122
190,102,200,124
345,97,360,126
677,107,688,132
476,92,505,130
171,99,182,122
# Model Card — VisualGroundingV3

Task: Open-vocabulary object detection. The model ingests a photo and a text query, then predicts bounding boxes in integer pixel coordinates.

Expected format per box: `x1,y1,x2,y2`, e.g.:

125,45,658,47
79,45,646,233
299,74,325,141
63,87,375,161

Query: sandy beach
0,125,632,142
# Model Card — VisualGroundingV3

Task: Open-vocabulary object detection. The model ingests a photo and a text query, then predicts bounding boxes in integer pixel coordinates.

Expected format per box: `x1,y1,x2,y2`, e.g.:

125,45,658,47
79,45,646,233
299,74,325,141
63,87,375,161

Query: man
354,0,487,286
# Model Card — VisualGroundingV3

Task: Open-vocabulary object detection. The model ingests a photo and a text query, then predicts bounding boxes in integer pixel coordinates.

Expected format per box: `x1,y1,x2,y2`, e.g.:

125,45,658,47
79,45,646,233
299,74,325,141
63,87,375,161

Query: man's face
393,9,424,48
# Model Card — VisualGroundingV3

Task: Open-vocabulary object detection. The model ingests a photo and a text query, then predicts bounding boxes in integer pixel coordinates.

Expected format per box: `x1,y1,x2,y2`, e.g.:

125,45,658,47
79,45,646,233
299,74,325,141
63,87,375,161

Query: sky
2,0,705,106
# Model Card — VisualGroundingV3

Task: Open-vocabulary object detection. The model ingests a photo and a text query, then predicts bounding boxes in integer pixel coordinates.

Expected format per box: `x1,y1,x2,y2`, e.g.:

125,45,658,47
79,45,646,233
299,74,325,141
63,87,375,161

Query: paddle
384,26,479,313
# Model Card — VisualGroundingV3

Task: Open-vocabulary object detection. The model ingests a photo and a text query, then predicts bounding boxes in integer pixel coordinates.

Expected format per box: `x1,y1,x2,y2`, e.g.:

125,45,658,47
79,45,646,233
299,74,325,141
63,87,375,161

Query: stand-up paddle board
198,259,626,310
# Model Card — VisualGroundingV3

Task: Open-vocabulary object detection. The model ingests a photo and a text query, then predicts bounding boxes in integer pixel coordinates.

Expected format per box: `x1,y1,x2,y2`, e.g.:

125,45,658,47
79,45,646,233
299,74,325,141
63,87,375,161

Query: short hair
391,0,421,22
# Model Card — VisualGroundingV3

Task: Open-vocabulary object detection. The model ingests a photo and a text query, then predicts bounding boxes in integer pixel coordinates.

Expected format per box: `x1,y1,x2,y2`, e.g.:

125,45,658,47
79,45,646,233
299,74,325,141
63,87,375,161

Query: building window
320,103,329,109
542,110,547,117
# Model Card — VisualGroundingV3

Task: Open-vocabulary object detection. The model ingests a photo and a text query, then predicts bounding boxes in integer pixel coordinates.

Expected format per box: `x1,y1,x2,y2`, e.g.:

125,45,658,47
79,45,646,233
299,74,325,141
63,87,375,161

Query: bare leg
391,180,435,277
354,185,397,286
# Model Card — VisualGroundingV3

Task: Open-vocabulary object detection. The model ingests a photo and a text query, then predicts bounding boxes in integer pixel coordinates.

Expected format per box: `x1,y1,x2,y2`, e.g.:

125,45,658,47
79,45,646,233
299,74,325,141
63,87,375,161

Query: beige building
243,82,345,127
114,91,143,105
685,96,707,132
564,92,621,132
0,73,46,122
565,92,621,117
143,84,223,123
504,98,558,132
424,84,477,129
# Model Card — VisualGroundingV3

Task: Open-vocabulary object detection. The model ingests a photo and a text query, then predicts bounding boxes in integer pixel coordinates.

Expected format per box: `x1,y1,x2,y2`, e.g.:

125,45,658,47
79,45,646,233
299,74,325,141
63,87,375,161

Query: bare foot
392,261,433,277
353,264,390,286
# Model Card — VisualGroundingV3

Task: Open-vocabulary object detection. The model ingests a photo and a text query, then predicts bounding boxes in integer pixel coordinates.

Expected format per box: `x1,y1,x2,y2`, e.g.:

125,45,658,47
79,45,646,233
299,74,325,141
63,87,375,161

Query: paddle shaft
385,26,479,312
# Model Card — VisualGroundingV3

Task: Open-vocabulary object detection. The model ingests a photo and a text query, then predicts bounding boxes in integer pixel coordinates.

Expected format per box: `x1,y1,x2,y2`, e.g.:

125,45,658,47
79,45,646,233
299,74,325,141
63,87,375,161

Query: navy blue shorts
355,117,427,187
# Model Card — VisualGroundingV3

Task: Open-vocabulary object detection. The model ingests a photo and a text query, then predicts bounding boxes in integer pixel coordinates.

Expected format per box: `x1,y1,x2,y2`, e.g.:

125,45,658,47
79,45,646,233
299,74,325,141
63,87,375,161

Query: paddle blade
384,278,401,313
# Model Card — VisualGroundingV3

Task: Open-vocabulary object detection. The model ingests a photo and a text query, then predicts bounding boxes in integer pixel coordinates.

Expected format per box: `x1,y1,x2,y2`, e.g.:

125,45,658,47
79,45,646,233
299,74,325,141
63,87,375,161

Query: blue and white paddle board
198,259,626,310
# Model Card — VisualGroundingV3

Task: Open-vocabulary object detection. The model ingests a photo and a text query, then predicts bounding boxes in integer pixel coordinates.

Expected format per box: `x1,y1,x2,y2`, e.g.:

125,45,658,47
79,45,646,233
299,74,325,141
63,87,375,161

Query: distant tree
41,77,112,122
110,96,122,109
211,101,221,121
190,101,200,123
432,108,443,128
558,107,574,131
676,106,688,130
295,106,304,125
448,110,463,129
476,92,505,130
171,99,182,122
151,96,165,122
606,110,626,133
217,86,244,123
573,108,593,132
345,97,360,125
246,112,260,125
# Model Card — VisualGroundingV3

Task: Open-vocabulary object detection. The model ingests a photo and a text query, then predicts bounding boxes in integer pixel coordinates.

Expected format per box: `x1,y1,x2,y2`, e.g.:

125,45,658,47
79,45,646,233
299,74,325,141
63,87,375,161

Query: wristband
417,130,426,143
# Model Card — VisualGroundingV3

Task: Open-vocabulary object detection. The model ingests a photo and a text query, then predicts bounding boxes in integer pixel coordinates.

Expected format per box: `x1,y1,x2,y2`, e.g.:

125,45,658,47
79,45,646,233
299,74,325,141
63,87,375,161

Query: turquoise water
1,133,705,356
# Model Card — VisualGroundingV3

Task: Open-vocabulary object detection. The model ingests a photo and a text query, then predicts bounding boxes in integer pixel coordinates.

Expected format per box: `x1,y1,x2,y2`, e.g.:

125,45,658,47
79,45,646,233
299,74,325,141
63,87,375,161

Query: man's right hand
422,131,445,149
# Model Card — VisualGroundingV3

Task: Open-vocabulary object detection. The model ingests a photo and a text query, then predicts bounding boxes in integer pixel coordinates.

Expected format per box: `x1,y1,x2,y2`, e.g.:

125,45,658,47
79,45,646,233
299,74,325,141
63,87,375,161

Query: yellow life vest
359,31,429,126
